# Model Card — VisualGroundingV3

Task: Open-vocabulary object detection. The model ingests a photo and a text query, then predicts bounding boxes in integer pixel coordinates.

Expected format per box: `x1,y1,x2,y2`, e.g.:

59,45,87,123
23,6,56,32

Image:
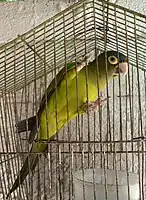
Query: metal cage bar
0,0,146,200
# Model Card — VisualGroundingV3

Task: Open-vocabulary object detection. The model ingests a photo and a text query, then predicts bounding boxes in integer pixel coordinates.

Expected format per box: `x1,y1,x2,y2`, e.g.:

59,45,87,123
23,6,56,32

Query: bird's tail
17,116,36,133
16,116,37,144
6,142,47,199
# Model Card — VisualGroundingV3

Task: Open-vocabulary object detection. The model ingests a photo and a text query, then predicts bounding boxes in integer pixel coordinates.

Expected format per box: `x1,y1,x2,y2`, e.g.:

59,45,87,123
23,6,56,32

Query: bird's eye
108,56,118,65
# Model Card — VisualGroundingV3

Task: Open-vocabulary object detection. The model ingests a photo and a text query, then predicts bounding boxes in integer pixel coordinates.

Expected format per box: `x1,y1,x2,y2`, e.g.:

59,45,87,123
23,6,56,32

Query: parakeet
6,51,128,198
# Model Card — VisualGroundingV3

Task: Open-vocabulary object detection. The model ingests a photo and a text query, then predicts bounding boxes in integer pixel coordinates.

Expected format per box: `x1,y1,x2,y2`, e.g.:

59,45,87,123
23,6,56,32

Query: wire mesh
0,0,146,199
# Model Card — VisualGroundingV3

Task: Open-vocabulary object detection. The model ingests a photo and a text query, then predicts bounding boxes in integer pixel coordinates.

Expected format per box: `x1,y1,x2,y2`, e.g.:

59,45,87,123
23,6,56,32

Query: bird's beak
114,60,129,77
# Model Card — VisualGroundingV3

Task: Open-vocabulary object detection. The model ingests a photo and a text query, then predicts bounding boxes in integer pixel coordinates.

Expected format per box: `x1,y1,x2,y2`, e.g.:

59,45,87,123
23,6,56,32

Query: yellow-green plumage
6,51,128,198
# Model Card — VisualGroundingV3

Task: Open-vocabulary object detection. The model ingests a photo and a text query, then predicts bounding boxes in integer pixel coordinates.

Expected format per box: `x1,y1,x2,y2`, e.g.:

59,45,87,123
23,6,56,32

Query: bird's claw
81,97,108,113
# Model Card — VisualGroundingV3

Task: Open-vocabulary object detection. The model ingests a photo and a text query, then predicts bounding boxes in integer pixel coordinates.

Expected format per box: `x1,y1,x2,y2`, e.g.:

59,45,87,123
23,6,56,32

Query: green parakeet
6,51,128,198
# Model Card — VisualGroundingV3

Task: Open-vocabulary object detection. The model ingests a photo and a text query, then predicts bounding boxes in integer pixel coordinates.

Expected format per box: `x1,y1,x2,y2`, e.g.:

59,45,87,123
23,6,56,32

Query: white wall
0,0,77,44
0,0,145,44
0,0,145,200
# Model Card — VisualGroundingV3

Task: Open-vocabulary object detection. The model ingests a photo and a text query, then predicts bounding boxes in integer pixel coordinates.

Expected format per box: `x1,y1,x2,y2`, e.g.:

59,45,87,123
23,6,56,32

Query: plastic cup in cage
73,168,139,200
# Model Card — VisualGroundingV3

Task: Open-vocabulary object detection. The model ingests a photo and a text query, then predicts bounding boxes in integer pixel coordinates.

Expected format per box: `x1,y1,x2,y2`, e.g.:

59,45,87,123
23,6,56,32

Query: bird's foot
81,97,107,113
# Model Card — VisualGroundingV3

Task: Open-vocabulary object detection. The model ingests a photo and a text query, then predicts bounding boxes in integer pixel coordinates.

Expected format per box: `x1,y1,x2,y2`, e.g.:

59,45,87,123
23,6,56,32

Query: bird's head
98,51,128,78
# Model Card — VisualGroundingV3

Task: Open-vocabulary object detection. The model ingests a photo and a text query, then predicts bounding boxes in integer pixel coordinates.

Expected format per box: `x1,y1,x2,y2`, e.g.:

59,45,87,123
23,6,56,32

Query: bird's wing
17,61,82,142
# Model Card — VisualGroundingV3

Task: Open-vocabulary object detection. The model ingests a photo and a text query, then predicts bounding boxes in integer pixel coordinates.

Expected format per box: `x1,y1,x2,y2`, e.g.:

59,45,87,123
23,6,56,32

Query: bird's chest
52,72,107,115
67,74,100,105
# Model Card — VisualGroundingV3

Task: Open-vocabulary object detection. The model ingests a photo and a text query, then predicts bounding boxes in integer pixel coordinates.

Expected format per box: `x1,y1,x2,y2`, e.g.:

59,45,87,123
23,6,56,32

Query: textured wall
0,0,146,44
0,0,78,44
0,0,145,200
116,0,146,14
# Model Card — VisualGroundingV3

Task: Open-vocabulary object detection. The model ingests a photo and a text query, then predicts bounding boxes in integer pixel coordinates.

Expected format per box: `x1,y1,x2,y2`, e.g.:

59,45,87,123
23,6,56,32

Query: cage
0,0,146,199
